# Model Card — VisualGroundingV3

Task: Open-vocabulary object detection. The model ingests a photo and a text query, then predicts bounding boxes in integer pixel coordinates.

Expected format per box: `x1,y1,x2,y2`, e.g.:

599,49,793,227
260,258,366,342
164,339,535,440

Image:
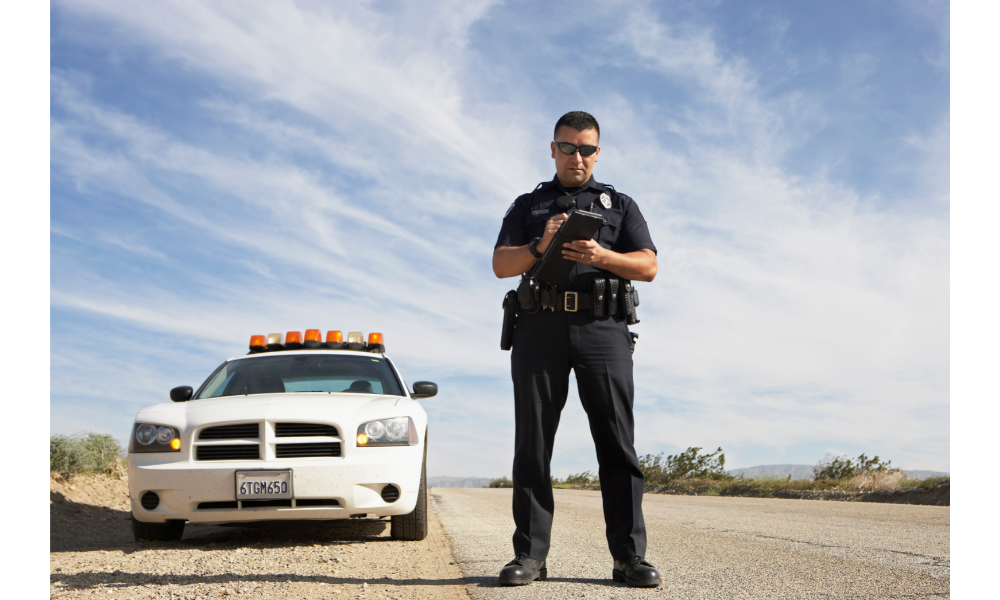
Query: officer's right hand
537,213,568,254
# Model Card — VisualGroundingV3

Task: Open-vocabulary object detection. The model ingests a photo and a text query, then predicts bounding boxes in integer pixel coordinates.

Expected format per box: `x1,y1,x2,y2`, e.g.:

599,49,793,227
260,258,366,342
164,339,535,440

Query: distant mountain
428,476,494,488
901,469,949,479
728,464,816,480
728,464,950,480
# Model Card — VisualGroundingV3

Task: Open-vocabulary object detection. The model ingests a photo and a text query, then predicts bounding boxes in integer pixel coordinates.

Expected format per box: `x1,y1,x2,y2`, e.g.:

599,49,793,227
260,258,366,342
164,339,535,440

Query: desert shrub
486,476,513,488
813,453,895,481
851,469,904,491
563,471,596,486
899,475,949,489
638,447,733,485
50,433,125,478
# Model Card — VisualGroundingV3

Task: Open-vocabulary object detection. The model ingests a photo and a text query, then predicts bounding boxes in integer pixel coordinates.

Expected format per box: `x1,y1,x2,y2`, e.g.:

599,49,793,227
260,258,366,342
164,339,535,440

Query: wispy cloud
51,0,948,475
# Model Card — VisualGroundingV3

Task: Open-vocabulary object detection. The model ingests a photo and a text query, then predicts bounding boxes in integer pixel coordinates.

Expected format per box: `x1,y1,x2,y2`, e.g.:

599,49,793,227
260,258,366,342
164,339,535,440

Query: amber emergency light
326,330,344,349
285,331,303,349
356,433,368,446
249,335,267,353
368,332,385,353
170,438,182,450
304,329,322,348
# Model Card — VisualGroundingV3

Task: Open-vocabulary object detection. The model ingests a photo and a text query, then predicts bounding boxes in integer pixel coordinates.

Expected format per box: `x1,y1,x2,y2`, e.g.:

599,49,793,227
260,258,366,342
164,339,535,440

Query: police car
127,330,436,542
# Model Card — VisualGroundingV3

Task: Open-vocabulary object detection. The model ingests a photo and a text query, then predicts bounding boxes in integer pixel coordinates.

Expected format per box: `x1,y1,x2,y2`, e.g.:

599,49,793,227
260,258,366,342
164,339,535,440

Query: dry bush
850,469,904,491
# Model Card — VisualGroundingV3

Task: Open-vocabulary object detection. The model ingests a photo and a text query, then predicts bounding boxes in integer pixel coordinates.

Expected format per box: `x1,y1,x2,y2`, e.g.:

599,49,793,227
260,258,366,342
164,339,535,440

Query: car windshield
196,354,404,399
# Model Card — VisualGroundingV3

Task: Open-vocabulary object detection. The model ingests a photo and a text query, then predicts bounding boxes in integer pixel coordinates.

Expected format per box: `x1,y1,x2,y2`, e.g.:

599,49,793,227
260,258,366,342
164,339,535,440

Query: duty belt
532,278,639,324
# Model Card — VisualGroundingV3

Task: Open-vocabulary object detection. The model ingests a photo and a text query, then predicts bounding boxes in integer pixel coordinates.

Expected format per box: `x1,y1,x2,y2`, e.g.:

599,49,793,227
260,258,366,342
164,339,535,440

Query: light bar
326,330,344,349
245,329,386,353
266,333,284,351
249,335,267,353
304,329,322,348
347,331,365,350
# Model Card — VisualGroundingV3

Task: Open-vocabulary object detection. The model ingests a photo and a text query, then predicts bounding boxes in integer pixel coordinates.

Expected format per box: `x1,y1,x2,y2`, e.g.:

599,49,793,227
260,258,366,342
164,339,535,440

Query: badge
600,192,611,208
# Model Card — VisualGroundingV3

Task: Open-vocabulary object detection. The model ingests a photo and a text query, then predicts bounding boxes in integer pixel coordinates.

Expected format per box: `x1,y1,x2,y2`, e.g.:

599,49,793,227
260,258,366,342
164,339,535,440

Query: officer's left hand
563,239,606,266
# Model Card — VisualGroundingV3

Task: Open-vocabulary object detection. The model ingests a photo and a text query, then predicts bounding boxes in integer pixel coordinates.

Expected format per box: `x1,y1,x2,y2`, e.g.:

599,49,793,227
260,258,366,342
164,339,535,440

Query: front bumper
128,445,423,524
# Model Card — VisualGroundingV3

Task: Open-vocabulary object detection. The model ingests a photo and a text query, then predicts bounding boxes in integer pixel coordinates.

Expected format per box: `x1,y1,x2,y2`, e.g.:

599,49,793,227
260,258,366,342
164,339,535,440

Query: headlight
356,417,417,447
131,423,182,453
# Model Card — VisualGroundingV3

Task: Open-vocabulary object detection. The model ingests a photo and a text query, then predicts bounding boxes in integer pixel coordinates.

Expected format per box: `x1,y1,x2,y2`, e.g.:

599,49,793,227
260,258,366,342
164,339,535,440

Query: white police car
127,330,436,542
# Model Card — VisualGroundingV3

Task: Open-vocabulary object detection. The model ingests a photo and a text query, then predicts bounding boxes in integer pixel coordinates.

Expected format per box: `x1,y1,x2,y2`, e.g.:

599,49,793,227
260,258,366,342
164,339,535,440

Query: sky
48,0,951,477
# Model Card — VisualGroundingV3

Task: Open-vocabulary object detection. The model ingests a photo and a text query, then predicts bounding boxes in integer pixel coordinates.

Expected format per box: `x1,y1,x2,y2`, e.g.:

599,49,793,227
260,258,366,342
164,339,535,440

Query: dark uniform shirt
495,176,657,291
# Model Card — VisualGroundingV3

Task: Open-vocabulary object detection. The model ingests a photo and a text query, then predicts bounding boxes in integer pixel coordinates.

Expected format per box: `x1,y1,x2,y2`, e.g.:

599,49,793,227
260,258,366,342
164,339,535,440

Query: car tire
131,513,185,541
391,434,428,541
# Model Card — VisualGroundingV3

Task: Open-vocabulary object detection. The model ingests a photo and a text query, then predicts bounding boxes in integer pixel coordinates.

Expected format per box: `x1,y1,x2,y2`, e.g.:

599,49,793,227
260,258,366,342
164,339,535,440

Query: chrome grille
275,442,341,458
275,423,338,437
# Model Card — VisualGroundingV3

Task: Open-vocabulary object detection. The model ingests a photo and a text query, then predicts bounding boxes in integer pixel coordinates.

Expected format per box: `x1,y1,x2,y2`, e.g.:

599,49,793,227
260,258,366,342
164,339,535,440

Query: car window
196,354,403,399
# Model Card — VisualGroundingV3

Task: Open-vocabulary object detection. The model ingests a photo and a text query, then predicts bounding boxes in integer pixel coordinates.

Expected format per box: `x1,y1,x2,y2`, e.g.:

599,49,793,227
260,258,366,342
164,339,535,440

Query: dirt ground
50,473,471,600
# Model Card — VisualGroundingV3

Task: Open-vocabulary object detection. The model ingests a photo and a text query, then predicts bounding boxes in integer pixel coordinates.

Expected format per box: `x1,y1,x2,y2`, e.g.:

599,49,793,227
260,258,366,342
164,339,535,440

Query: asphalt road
432,487,950,599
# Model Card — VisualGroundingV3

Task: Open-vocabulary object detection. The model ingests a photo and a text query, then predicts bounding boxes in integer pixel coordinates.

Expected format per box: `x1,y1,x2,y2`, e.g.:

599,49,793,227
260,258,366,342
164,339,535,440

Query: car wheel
391,434,428,541
131,513,185,541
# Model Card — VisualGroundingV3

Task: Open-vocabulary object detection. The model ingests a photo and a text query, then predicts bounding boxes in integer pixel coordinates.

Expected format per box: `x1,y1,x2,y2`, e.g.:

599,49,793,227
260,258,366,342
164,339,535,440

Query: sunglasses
553,141,599,157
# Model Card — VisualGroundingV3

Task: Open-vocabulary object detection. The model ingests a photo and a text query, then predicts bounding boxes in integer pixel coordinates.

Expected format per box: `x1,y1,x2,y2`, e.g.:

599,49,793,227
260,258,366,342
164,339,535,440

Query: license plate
236,470,293,500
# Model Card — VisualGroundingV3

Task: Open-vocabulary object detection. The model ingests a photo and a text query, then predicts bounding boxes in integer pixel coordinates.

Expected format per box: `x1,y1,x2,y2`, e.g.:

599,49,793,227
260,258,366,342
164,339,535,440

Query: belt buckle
563,291,578,312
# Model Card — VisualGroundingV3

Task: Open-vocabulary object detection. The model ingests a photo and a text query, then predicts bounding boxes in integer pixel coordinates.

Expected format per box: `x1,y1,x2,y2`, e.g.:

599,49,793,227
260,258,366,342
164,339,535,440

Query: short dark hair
554,111,600,141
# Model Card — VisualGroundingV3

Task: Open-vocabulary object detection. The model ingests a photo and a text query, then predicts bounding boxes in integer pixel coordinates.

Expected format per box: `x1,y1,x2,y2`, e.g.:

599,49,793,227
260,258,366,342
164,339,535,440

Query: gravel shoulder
50,473,471,599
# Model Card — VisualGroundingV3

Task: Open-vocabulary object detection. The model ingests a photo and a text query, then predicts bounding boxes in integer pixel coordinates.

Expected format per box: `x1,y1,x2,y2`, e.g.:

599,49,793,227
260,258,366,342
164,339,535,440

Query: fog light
356,433,368,446
170,438,181,450
380,484,400,503
140,491,160,510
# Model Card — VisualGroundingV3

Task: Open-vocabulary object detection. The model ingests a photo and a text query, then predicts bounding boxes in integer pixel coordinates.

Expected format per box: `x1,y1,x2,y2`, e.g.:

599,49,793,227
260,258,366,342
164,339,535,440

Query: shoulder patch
504,202,515,217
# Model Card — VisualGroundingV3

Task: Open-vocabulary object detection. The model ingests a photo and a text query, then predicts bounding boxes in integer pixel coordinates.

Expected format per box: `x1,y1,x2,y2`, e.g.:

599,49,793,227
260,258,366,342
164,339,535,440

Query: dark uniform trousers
510,308,647,562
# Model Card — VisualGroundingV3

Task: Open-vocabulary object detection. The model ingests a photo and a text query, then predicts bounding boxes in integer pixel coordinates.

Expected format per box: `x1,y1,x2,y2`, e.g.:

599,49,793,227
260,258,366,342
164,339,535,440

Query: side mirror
170,386,194,402
410,381,437,399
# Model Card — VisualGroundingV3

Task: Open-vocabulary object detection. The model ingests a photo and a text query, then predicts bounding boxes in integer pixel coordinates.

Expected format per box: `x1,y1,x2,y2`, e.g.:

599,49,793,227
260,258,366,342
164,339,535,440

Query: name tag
532,209,550,216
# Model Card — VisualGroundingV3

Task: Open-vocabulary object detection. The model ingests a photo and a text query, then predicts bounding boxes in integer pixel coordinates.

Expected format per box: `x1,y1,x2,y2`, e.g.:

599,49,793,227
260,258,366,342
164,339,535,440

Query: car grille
199,423,260,440
196,445,260,461
276,442,341,458
192,421,343,461
242,499,293,508
196,499,340,510
275,423,338,437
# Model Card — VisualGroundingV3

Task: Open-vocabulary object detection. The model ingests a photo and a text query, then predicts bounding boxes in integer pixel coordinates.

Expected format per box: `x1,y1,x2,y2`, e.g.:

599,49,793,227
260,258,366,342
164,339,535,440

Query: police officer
492,111,661,587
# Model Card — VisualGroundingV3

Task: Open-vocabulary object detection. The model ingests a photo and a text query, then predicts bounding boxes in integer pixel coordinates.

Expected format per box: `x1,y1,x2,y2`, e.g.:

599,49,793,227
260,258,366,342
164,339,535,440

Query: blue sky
49,0,950,477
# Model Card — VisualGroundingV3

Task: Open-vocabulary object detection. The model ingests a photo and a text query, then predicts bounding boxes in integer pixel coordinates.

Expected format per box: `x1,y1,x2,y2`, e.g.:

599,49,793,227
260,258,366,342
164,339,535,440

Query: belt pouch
622,282,639,324
517,277,540,313
608,278,619,317
591,279,606,318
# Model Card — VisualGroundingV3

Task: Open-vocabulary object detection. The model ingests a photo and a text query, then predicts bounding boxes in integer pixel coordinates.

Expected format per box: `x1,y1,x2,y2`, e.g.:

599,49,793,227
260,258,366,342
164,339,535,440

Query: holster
501,290,518,351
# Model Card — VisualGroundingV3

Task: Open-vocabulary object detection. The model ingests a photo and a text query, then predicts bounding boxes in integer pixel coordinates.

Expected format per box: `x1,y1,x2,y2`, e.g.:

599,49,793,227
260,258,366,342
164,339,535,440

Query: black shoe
612,556,662,587
498,555,547,586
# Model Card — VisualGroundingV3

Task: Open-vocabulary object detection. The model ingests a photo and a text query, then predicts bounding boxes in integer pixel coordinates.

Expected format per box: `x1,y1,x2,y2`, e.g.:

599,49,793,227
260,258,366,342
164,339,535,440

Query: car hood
135,393,411,430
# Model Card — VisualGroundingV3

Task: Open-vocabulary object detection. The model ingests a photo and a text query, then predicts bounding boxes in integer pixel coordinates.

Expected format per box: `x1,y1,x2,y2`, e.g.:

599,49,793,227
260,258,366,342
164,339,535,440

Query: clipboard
531,210,604,284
